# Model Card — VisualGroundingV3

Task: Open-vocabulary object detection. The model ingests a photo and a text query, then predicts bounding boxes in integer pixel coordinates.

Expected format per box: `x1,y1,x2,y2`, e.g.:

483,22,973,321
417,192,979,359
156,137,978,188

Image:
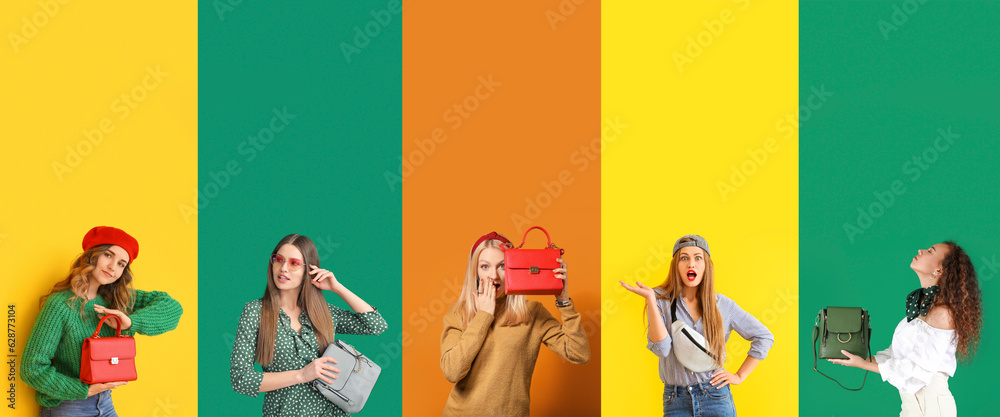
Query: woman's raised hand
94,305,132,330
554,258,569,302
300,356,340,385
619,280,656,300
475,277,496,316
309,265,341,292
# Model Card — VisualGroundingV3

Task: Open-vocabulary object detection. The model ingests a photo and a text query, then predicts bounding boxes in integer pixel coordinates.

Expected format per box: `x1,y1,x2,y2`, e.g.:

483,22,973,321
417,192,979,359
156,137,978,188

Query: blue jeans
663,381,737,417
40,391,117,417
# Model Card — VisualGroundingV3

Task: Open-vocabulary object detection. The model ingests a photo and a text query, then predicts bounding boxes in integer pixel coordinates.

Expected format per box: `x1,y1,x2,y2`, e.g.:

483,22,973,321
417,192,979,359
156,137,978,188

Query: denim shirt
646,290,774,386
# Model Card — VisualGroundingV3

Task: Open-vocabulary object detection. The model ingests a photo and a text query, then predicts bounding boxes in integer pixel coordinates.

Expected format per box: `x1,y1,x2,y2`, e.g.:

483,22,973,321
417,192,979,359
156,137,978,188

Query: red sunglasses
270,254,305,271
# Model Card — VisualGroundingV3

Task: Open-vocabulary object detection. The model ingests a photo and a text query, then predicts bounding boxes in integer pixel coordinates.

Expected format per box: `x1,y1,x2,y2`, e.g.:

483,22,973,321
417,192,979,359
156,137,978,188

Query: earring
931,270,940,279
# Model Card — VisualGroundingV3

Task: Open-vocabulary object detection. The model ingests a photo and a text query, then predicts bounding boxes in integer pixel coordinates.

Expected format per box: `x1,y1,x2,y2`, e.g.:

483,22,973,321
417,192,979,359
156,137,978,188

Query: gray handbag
311,340,381,414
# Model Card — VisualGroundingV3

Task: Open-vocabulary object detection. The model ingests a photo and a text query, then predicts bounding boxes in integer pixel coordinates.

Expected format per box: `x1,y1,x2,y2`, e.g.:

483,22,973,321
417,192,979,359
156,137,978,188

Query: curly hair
40,244,136,317
935,241,983,361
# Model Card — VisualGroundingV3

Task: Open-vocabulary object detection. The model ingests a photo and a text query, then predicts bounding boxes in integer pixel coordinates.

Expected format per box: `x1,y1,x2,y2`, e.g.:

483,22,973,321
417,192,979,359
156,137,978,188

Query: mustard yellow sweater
440,298,590,417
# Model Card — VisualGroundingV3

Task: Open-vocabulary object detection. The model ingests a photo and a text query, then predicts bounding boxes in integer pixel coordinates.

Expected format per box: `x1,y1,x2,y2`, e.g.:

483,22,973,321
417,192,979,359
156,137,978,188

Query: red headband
470,231,512,257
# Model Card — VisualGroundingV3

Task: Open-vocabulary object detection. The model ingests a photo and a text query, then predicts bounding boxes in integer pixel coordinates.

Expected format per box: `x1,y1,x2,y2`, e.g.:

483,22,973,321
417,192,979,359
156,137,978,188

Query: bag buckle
530,266,539,274
111,357,119,365
837,333,852,343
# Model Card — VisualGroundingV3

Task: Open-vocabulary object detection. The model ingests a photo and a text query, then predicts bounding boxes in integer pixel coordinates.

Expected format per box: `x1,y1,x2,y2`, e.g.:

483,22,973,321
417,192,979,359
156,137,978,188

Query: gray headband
673,234,711,257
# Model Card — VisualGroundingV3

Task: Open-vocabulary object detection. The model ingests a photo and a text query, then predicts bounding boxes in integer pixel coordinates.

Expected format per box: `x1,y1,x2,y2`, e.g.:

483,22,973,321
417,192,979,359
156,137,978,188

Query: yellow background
1,1,197,415
602,1,798,416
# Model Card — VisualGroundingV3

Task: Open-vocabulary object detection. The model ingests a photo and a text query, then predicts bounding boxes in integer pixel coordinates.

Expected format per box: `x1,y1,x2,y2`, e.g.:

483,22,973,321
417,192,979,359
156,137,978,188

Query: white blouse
874,317,957,394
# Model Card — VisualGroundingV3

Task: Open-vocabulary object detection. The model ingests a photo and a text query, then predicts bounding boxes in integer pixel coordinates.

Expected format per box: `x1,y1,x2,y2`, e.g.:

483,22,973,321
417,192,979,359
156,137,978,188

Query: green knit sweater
21,289,183,407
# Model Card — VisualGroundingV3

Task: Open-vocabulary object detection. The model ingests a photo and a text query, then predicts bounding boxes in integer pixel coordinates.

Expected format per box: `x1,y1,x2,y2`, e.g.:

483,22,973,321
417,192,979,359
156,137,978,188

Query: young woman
829,241,983,417
230,234,387,417
620,235,773,417
21,226,184,416
439,231,590,416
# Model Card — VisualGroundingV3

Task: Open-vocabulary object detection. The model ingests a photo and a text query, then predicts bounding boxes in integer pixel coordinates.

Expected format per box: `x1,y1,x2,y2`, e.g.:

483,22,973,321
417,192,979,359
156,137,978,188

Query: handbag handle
514,226,564,255
811,310,870,391
91,314,125,338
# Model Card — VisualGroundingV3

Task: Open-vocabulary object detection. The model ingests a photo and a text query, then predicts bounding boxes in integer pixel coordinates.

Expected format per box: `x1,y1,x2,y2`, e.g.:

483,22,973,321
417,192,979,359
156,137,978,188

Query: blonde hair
455,239,530,327
41,245,135,317
651,238,726,367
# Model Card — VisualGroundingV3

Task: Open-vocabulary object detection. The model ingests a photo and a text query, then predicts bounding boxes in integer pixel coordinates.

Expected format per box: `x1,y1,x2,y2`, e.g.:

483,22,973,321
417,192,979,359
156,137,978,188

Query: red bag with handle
80,315,137,384
502,226,565,295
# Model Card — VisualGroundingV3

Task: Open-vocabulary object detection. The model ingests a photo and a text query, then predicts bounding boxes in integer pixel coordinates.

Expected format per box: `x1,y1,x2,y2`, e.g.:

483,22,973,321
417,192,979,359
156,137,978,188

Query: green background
197,1,402,415
800,1,999,416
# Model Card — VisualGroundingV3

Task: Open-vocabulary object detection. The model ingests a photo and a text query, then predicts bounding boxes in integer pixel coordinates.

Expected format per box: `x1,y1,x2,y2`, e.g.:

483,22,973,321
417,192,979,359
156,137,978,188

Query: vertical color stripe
2,1,198,414
197,2,402,415
401,1,601,415
602,0,798,415
799,1,1000,415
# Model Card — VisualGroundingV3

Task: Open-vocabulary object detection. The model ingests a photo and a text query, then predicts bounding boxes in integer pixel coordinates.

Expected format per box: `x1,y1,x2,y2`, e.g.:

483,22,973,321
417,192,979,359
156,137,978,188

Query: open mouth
277,274,291,283
493,283,501,291
686,270,697,281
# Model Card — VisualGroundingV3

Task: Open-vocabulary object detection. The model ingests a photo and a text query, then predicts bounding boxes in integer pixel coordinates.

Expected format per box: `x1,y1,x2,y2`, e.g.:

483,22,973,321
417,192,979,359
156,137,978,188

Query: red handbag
502,226,565,295
80,315,137,384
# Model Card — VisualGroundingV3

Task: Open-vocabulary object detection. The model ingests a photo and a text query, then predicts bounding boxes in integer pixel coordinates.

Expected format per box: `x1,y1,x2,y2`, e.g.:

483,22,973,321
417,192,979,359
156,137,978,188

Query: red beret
82,226,139,263
470,231,512,257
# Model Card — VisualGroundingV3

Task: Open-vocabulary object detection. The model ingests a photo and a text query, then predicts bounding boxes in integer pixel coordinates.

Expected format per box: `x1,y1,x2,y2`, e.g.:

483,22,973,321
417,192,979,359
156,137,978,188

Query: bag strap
336,340,367,373
516,226,565,255
91,315,124,338
669,297,678,324
812,310,869,391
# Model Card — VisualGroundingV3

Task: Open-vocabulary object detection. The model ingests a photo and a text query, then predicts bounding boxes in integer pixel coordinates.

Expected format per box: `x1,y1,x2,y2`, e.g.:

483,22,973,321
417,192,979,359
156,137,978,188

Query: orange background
401,1,601,415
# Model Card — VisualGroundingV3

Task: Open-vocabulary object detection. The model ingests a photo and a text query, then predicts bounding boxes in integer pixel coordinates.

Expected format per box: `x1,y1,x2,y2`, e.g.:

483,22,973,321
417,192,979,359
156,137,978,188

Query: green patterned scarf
905,285,940,322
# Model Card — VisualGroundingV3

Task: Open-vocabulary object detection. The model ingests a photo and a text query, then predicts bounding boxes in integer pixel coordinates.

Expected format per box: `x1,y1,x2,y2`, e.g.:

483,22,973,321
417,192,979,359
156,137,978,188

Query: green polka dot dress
230,299,388,416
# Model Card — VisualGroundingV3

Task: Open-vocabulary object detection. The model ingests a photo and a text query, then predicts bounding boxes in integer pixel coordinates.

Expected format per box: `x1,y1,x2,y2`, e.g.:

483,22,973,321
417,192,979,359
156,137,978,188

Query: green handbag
812,306,872,391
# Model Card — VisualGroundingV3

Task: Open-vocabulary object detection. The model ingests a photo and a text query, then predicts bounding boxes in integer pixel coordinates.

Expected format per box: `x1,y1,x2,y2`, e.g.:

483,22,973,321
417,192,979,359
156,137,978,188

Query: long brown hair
255,234,336,367
935,241,983,361
651,238,726,367
455,239,529,327
40,245,135,317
